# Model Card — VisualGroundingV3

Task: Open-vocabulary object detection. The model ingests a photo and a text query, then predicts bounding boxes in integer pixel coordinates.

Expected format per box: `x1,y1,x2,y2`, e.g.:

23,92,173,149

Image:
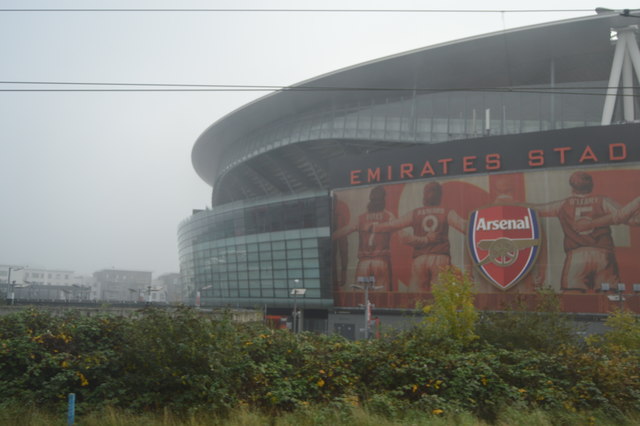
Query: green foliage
422,266,478,344
0,306,639,423
476,286,577,353
587,309,640,352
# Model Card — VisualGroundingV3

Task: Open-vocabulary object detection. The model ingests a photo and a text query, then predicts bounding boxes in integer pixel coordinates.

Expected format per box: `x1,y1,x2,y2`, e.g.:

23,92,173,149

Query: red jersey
358,210,393,259
411,206,450,257
557,195,616,252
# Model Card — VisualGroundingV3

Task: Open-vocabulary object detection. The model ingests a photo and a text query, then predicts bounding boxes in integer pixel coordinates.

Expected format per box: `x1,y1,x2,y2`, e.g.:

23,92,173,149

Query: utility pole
352,276,382,339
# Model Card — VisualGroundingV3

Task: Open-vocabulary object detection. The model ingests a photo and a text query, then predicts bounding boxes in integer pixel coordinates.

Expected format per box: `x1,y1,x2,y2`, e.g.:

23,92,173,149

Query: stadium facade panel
180,12,640,335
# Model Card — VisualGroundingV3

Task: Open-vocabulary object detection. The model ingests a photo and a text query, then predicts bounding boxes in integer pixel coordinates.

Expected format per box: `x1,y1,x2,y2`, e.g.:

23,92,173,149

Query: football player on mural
332,198,350,290
373,181,466,291
535,171,620,292
575,195,640,230
332,186,396,290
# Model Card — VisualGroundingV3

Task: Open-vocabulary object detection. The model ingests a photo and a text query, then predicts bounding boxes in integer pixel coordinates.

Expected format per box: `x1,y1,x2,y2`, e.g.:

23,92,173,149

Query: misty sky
0,1,620,276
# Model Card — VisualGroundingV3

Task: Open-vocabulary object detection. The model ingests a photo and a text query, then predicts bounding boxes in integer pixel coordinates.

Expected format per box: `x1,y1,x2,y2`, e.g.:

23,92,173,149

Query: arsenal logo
468,205,541,290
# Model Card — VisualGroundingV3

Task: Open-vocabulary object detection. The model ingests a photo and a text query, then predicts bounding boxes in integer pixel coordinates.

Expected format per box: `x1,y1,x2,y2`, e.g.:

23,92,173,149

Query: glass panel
302,258,318,268
289,269,303,279
305,269,320,278
259,242,271,251
302,238,317,248
286,239,301,249
273,260,287,269
287,259,302,269
302,248,317,258
287,249,302,259
260,251,272,260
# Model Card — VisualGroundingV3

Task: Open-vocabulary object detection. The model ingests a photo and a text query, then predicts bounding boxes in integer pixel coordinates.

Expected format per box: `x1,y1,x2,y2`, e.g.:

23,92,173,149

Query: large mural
332,165,640,313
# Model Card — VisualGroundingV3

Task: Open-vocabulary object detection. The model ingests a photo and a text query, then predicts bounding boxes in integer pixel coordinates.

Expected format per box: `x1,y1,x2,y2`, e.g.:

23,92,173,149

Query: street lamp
72,284,90,301
145,286,163,304
196,285,213,307
6,266,24,305
352,276,383,339
128,288,141,303
601,282,628,310
290,283,306,334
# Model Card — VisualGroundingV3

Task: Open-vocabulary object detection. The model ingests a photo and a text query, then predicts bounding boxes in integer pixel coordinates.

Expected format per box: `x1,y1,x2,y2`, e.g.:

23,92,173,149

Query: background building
179,11,640,337
0,265,91,302
92,269,153,302
155,272,182,304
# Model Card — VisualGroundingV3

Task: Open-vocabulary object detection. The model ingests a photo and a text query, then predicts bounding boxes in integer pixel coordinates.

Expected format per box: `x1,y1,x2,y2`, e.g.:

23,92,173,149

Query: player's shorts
410,254,451,291
561,247,619,291
355,258,390,290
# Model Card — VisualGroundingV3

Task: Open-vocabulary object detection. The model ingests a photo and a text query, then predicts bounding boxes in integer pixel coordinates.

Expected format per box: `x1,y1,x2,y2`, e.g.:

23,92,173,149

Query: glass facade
178,192,332,308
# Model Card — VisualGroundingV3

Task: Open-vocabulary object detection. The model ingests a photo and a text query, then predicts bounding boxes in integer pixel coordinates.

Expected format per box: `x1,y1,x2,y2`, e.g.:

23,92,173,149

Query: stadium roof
192,11,636,196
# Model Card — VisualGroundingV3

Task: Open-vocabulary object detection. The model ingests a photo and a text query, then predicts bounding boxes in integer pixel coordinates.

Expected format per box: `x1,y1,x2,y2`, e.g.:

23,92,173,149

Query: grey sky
0,1,619,276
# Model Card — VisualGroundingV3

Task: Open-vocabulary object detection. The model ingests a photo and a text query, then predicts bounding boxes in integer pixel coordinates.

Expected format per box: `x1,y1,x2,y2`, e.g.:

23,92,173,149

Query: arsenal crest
468,205,541,290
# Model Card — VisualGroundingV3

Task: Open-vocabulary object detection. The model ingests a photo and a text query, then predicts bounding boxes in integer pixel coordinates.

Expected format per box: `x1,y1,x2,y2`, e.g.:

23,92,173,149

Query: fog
0,0,600,276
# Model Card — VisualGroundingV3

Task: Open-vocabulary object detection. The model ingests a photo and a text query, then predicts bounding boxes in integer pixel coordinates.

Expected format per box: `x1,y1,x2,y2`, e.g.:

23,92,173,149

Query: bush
0,306,639,421
476,286,577,353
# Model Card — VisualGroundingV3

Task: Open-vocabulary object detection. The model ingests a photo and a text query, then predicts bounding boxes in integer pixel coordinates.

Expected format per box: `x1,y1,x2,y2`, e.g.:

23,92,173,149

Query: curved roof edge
192,11,632,188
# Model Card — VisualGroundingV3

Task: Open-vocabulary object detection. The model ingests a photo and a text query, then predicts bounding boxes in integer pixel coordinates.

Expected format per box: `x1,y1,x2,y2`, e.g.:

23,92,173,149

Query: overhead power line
0,81,639,97
0,8,595,13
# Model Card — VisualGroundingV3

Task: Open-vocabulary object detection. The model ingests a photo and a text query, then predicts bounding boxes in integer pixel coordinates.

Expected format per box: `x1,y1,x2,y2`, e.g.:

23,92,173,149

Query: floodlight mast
352,276,382,339
601,25,640,125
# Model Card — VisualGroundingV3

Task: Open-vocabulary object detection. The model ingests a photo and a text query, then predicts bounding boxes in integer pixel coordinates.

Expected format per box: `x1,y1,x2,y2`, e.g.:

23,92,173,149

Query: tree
422,266,478,344
588,309,640,352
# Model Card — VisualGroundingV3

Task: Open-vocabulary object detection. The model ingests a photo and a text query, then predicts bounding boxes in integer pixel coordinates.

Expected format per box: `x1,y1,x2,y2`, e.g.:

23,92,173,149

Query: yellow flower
518,388,527,393
77,372,89,387
480,376,487,386
61,361,70,368
412,384,418,392
317,378,325,387
432,409,444,415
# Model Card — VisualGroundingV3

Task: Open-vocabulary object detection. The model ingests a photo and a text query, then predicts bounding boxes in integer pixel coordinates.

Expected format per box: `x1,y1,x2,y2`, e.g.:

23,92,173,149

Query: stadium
179,10,640,338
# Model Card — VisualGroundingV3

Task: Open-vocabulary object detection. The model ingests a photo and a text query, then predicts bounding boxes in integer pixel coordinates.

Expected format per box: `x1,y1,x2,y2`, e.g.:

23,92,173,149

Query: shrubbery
1,275,639,422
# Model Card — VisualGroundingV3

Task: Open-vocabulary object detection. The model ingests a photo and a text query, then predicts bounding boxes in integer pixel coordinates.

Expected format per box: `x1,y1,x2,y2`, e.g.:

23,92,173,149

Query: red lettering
387,165,392,180
528,150,544,167
553,146,572,164
485,153,501,170
420,161,435,176
463,156,477,172
400,163,414,179
438,158,453,175
579,145,598,163
367,168,381,182
610,143,627,161
350,170,361,185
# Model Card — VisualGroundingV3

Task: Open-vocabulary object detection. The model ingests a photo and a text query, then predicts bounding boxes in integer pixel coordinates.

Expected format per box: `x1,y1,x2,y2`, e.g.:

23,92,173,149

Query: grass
1,404,639,425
